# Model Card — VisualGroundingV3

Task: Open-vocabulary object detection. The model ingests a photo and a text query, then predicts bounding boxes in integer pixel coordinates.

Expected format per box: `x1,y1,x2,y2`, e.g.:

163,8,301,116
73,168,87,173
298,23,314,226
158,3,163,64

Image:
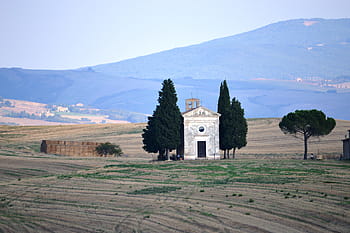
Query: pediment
182,106,220,117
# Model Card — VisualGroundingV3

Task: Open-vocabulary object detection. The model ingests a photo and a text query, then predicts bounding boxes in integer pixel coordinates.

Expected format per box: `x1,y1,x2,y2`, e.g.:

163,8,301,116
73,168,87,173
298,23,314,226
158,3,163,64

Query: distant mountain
93,18,350,80
0,68,163,116
1,18,350,121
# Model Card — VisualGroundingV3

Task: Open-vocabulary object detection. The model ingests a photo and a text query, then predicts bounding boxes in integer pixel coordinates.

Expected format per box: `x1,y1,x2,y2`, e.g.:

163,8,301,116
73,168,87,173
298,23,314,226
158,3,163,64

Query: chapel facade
180,99,220,160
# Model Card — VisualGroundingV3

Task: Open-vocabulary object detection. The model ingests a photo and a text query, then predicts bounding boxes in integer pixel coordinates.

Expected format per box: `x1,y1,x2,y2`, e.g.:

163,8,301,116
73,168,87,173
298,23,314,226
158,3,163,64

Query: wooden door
197,141,206,158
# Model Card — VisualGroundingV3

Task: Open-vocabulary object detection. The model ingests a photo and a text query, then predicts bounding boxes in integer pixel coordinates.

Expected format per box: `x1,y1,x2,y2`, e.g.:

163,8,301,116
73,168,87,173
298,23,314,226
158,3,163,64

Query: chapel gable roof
182,106,220,117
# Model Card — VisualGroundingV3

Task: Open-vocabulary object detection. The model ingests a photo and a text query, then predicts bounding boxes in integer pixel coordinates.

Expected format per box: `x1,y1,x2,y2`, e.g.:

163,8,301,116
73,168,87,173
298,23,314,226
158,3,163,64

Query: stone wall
40,140,109,157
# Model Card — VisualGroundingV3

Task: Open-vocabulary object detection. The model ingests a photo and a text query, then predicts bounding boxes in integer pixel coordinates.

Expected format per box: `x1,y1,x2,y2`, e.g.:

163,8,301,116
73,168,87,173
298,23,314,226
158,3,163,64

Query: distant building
42,111,55,117
342,130,350,160
179,99,220,160
56,106,69,112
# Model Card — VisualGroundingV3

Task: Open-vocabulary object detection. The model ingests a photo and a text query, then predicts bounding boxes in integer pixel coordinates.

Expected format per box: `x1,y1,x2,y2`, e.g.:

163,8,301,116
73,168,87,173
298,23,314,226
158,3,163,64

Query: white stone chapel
180,98,221,160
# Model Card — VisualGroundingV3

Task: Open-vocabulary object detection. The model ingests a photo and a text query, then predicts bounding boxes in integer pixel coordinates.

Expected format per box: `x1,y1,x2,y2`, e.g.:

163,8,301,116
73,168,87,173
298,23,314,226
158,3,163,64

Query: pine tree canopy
279,109,336,159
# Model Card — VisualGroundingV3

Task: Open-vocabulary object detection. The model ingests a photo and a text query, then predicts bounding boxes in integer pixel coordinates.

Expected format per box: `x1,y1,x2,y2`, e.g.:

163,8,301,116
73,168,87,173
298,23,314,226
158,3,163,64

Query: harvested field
0,118,349,232
0,156,349,232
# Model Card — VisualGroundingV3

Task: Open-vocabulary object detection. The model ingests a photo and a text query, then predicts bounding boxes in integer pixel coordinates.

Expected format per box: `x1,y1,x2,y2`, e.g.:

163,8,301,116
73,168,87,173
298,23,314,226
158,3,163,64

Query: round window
198,126,205,132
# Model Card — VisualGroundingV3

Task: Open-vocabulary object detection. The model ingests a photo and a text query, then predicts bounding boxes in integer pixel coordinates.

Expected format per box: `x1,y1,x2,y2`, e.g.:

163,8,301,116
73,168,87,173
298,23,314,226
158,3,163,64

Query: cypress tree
230,97,248,158
142,107,163,157
217,80,232,159
218,81,248,159
142,79,182,160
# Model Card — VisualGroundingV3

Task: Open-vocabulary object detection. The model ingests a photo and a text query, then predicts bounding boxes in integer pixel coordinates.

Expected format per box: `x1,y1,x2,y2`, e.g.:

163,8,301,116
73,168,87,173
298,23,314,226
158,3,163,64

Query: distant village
294,77,350,89
0,98,146,125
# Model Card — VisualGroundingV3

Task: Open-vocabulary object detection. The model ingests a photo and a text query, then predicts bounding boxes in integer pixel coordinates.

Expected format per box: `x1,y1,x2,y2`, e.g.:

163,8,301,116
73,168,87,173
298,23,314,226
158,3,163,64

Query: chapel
180,98,221,160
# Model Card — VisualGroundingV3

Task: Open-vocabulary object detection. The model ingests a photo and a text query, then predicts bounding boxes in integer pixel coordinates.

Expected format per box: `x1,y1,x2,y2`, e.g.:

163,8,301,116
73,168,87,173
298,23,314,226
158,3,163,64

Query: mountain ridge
92,18,350,80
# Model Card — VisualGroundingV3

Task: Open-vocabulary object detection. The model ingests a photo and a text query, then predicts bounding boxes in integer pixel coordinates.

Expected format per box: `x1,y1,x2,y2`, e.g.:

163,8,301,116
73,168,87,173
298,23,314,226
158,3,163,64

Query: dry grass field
0,118,349,232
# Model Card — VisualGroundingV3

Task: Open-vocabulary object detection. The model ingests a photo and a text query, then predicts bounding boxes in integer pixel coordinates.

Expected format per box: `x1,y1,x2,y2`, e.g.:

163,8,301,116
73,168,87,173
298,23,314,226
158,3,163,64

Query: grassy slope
0,118,349,232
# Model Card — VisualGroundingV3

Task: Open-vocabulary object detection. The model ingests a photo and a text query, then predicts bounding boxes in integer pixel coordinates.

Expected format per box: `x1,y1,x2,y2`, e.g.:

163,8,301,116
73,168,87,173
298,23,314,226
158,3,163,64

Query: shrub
96,142,123,157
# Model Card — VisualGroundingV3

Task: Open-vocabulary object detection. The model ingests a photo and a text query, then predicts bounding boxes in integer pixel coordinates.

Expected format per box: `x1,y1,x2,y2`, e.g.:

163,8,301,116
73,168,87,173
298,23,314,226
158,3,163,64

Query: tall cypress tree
217,80,232,159
218,81,248,159
142,79,182,160
230,97,248,158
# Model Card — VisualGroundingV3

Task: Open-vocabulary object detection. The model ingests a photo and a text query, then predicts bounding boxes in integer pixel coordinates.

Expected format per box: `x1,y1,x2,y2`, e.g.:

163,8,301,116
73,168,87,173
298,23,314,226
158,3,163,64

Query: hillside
1,118,349,158
0,119,349,232
1,18,350,120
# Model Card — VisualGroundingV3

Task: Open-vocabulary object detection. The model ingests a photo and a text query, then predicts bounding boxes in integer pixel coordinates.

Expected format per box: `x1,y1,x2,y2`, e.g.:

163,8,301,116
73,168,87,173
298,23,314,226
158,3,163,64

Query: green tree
230,97,248,158
142,79,183,160
95,142,123,157
217,80,232,159
279,109,336,160
142,106,165,157
218,81,248,159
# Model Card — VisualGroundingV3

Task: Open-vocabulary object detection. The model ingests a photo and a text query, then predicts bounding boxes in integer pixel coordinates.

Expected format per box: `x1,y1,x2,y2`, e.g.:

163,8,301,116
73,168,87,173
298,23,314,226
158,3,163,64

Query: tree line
0,97,13,108
4,110,79,123
142,78,336,161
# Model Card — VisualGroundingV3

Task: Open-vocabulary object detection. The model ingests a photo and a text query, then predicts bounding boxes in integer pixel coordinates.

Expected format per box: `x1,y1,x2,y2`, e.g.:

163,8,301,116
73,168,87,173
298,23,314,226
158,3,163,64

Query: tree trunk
158,149,165,160
227,149,230,159
223,150,226,159
303,133,308,160
232,148,236,159
166,148,170,160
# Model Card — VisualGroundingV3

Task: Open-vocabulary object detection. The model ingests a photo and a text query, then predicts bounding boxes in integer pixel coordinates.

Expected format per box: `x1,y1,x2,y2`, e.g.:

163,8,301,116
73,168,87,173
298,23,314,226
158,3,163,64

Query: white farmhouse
180,99,221,160
56,106,69,112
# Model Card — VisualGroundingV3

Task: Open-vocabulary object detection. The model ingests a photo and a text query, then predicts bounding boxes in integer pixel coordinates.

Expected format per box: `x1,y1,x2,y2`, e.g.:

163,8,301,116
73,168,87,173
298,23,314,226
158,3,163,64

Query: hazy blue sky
1,0,350,70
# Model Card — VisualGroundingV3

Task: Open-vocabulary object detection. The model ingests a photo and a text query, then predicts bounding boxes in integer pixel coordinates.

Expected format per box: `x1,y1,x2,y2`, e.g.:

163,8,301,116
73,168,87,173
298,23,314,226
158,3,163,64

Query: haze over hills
93,18,350,80
1,18,350,121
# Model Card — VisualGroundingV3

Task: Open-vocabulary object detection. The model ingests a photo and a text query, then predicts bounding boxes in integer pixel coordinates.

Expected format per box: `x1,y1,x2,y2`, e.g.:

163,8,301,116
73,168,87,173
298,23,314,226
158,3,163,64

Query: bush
95,142,123,157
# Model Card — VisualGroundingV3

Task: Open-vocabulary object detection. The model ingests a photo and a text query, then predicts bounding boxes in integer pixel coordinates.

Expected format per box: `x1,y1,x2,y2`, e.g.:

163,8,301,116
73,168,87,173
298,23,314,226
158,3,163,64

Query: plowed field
0,119,349,232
